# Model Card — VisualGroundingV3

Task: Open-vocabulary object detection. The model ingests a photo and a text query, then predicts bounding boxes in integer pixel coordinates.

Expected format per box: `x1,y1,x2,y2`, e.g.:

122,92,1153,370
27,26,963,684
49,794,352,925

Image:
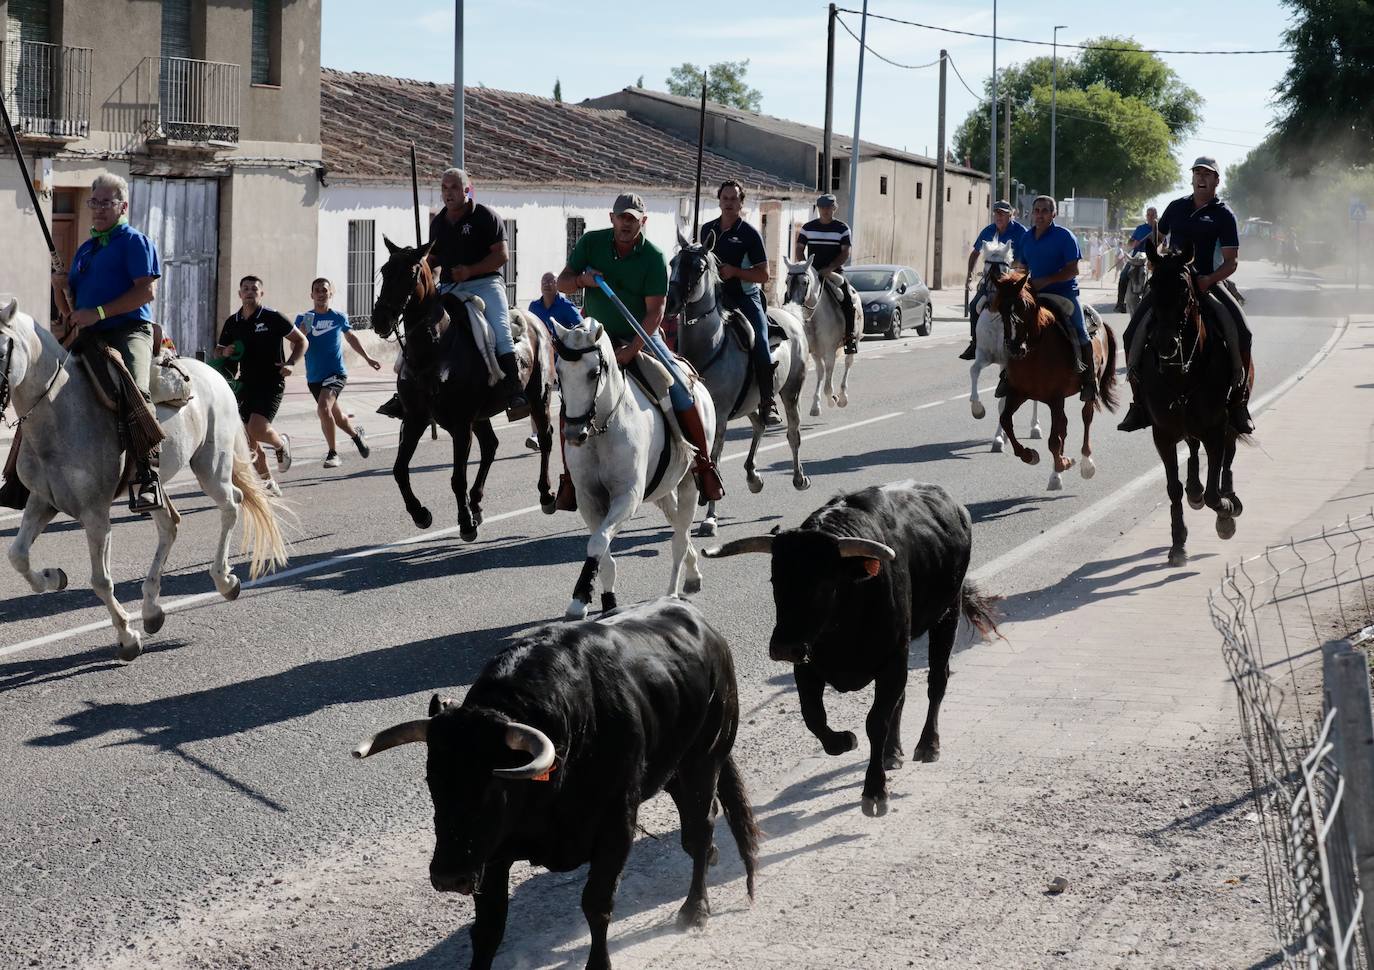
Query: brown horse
991,272,1119,490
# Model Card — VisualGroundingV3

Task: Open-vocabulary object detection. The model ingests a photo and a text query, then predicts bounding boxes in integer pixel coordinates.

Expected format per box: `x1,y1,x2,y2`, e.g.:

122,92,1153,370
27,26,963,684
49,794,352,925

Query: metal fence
140,56,240,144
1211,510,1374,968
1,40,91,138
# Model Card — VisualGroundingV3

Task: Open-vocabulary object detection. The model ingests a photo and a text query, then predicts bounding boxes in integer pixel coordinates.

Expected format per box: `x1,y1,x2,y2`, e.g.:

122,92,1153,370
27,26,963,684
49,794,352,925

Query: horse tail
231,429,289,580
1097,322,1120,413
717,753,760,901
960,579,1003,641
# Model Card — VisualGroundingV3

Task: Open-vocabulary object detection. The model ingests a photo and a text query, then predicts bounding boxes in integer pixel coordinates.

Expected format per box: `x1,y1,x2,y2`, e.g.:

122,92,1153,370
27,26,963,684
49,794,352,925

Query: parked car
849,264,933,340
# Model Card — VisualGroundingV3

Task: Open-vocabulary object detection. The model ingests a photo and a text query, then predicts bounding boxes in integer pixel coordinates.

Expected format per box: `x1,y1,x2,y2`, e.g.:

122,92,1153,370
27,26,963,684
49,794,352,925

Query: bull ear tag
860,558,882,578
530,762,557,783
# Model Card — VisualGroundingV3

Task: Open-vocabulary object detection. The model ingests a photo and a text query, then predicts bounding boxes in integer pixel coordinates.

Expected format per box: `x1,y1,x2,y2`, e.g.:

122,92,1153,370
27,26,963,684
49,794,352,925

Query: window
916,183,923,200
346,219,375,327
566,215,586,306
946,187,951,203
879,176,888,196
502,218,518,305
832,158,842,191
968,190,973,205
251,0,281,86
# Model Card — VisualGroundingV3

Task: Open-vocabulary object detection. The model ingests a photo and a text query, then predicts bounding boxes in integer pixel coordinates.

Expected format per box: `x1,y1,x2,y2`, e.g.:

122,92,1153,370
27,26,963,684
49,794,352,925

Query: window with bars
346,219,375,327
566,215,586,307
916,182,923,200
251,0,280,85
502,218,518,305
879,176,888,196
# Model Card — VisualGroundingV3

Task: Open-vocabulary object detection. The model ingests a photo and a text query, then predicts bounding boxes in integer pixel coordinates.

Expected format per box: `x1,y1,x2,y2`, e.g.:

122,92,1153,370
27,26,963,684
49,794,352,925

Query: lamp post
989,0,997,209
1049,24,1067,203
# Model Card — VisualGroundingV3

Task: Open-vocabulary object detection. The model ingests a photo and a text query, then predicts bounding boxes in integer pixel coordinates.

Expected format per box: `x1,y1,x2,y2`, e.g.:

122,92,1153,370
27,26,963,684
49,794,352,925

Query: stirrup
505,397,531,421
129,477,163,514
376,393,404,420
0,476,29,510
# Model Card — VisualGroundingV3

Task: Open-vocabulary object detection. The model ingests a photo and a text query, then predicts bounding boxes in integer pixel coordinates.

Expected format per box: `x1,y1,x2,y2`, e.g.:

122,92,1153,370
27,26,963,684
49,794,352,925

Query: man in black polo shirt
795,193,860,354
700,179,776,421
216,275,307,495
1118,156,1254,434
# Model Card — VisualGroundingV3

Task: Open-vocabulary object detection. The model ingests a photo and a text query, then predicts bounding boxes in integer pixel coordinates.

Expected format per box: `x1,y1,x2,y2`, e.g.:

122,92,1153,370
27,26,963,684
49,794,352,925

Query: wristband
96,305,106,321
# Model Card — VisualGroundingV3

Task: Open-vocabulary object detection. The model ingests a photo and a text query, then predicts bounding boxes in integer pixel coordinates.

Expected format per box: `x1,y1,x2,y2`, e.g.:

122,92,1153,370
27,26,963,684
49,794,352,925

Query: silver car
850,264,934,340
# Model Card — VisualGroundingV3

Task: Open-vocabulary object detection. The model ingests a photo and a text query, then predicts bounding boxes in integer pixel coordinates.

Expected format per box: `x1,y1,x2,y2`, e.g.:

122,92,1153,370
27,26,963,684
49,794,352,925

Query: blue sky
322,0,1294,212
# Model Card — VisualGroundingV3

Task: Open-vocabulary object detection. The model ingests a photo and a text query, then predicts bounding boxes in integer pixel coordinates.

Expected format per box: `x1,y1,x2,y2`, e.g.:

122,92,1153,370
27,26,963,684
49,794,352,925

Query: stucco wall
0,162,57,327
219,167,320,324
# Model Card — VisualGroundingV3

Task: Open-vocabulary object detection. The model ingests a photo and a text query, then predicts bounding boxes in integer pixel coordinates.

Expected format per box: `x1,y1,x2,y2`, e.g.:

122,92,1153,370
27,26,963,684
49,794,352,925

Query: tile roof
320,69,810,195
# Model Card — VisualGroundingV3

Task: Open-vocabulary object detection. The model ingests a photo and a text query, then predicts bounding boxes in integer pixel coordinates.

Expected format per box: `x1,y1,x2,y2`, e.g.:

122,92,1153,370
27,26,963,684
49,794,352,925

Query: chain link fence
1210,510,1374,969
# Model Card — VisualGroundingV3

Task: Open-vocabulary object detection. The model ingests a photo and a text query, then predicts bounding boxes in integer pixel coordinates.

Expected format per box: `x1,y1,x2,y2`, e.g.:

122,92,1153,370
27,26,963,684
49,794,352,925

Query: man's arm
821,244,850,275
1031,259,1080,291
451,241,509,284
967,248,980,276
279,326,307,376
721,260,769,285
1198,247,1239,291
613,294,665,366
344,329,382,370
793,233,808,261
66,276,159,330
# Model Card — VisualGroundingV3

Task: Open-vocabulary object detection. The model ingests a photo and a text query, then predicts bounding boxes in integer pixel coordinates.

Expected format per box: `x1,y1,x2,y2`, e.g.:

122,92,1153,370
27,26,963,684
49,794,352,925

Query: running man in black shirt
216,275,306,495
795,193,860,354
700,179,776,421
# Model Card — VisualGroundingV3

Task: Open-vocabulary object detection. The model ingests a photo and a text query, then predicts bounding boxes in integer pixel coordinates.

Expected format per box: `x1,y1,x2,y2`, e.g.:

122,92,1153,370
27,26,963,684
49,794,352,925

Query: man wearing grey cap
962,200,1029,359
795,193,860,354
1118,156,1254,434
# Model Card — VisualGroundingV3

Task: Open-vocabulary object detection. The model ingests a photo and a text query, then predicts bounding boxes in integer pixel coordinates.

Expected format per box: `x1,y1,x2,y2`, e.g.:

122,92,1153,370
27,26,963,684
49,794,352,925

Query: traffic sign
1351,202,1367,222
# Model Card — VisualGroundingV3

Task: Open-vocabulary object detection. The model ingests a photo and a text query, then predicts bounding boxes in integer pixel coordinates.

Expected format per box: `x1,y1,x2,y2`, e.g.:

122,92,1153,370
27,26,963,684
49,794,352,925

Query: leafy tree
665,59,762,112
1074,38,1200,141
1274,0,1374,169
553,78,562,103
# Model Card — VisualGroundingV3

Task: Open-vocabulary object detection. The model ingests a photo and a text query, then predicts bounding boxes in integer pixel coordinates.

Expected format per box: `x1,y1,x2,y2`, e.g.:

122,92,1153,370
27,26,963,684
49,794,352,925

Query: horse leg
1046,400,1073,490
1078,398,1097,479
530,391,556,514
82,512,141,660
997,392,1038,466
661,476,702,597
969,355,987,420
808,350,825,417
823,351,838,407
200,460,243,601
394,416,432,530
1154,429,1189,566
1029,400,1043,440
992,396,1008,453
785,390,810,491
139,506,178,636
1221,434,1243,518
1185,438,1205,509
836,346,853,407
1201,430,1237,540
7,500,65,592
468,419,498,529
743,413,765,494
568,491,636,620
452,424,478,542
698,419,729,538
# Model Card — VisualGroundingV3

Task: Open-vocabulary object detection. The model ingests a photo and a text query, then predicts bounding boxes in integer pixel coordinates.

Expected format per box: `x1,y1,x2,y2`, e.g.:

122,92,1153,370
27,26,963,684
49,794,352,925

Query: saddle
1036,293,1100,341
723,309,788,354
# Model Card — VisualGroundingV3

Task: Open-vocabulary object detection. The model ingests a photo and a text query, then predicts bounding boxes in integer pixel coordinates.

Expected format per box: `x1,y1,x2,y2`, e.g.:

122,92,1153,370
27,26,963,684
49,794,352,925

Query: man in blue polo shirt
62,172,164,512
961,200,1029,359
528,272,582,330
1114,206,1157,312
1010,195,1096,402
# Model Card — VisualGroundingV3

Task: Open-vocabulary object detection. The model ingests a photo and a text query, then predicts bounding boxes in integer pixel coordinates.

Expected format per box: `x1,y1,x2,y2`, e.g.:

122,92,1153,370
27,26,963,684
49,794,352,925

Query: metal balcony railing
1,40,92,139
141,56,240,144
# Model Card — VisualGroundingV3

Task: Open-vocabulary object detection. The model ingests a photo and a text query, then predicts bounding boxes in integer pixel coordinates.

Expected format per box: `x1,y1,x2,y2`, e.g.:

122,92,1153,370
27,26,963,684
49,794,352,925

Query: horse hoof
1216,515,1237,540
471,509,484,527
970,401,986,420
684,576,703,595
1228,495,1244,518
459,526,478,543
707,843,720,866
1047,473,1063,491
115,637,143,663
809,405,821,417
697,519,717,538
1029,425,1043,440
223,574,242,601
675,902,710,932
883,752,904,771
1023,450,1041,466
143,608,166,636
54,568,68,592
861,796,889,818
913,744,940,764
1168,548,1188,567
413,508,433,530
794,474,811,491
747,475,764,494
541,497,557,516
837,394,849,408
1187,492,1205,510
1080,457,1097,480
990,438,1005,454
565,599,589,621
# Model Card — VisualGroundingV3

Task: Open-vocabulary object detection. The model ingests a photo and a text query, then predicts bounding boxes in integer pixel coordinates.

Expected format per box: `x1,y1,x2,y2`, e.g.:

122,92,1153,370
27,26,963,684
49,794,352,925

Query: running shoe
274,433,293,473
323,451,341,469
263,478,283,498
351,426,370,458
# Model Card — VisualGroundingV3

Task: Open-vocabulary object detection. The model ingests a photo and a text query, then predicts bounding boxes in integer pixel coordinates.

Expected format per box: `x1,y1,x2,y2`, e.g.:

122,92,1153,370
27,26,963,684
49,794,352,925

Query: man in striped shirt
795,193,859,354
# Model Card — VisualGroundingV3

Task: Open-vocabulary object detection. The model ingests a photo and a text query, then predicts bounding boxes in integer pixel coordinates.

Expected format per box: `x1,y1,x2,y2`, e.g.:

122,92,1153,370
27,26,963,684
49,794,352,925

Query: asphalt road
0,263,1346,967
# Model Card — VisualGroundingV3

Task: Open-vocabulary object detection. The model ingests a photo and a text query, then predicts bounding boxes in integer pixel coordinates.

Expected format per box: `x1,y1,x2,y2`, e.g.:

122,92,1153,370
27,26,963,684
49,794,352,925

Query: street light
1049,24,1067,204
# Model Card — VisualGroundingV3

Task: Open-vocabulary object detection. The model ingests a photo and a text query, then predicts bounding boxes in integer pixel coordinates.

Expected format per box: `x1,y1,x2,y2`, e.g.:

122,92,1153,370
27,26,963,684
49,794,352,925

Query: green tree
665,59,762,112
1274,0,1374,169
553,78,562,103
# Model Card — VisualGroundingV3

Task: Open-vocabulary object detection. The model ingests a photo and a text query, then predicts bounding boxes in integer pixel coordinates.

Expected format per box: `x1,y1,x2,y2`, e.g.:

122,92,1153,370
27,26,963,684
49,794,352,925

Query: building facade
0,0,321,355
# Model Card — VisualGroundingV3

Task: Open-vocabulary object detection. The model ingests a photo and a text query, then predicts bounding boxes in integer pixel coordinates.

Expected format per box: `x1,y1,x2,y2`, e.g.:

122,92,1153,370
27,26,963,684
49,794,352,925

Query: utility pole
822,4,836,193
1002,90,1011,203
846,0,869,255
933,50,947,290
989,0,997,212
452,0,464,167
1050,24,1067,202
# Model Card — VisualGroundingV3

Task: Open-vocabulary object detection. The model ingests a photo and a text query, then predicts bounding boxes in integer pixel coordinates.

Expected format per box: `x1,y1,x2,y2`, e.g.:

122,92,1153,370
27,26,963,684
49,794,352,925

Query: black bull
352,598,759,970
705,481,999,816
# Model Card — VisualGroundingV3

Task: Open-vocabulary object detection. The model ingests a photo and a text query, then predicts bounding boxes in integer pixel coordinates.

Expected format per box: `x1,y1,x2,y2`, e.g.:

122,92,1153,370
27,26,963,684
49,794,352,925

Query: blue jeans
1063,295,1090,346
440,276,513,356
723,289,773,372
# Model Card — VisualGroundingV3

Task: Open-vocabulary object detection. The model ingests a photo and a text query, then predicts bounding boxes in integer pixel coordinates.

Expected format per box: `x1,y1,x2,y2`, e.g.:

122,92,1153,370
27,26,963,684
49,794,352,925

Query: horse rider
557,191,726,508
375,167,527,421
699,179,775,422
1114,206,1157,313
795,193,860,355
961,199,1028,360
1003,195,1097,402
28,173,163,513
1117,156,1254,435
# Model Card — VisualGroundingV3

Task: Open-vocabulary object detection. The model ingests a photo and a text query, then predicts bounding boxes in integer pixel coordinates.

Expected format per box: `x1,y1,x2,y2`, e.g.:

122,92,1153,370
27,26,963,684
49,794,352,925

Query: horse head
0,298,42,414
372,236,437,339
549,317,615,446
990,270,1034,359
667,230,718,318
1144,238,1198,359
783,255,818,311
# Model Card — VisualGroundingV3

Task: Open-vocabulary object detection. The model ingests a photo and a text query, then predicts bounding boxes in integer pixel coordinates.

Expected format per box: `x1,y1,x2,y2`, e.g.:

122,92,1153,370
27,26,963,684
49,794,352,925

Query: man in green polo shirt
556,192,725,511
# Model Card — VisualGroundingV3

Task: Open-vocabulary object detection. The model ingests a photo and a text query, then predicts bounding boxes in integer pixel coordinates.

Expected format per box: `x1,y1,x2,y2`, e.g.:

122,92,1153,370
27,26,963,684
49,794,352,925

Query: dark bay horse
371,238,555,540
991,272,1119,490
1137,241,1253,566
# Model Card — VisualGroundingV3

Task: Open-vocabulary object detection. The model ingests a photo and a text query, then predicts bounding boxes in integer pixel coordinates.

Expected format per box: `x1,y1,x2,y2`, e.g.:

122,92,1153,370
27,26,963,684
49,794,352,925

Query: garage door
130,176,219,356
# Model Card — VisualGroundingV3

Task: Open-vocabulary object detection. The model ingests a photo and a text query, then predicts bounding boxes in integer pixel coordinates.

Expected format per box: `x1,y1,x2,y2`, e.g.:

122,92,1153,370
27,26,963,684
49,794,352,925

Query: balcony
1,41,92,142
140,56,239,147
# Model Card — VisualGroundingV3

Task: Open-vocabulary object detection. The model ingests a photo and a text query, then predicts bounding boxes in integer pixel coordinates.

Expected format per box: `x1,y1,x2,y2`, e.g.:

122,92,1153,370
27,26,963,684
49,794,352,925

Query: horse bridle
785,267,819,313
1153,272,1203,376
556,339,624,438
0,333,69,429
673,249,719,324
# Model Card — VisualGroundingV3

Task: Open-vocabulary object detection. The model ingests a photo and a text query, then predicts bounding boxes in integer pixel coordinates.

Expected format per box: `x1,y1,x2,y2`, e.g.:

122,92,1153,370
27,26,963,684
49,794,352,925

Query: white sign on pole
1351,202,1367,223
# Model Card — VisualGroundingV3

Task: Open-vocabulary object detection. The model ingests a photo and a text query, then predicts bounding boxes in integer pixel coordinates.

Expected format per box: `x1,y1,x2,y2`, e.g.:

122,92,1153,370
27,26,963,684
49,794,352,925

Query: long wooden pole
410,141,422,246
692,81,706,241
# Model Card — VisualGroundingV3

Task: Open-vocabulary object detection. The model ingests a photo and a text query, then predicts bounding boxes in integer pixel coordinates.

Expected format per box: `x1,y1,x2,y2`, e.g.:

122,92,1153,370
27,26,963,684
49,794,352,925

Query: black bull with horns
352,597,759,970
705,480,1000,817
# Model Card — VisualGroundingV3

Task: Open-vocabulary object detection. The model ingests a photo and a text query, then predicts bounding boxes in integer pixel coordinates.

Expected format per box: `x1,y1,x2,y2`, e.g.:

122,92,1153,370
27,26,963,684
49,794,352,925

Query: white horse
783,256,855,417
550,318,711,621
0,299,288,660
1123,251,1149,316
667,235,811,538
967,242,1042,451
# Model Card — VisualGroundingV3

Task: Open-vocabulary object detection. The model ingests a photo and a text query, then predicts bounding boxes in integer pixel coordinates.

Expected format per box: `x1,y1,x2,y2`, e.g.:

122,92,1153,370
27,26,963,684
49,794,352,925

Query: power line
834,8,1295,56
944,52,981,100
834,13,942,70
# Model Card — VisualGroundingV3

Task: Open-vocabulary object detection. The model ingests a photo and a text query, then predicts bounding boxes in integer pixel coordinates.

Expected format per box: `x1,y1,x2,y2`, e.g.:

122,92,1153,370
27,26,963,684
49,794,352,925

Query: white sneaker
274,433,293,473
323,451,341,469
263,478,283,498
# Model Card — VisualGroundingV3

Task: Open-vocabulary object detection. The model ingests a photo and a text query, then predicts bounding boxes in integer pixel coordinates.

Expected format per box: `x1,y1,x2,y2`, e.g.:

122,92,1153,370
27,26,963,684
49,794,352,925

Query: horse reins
556,340,625,439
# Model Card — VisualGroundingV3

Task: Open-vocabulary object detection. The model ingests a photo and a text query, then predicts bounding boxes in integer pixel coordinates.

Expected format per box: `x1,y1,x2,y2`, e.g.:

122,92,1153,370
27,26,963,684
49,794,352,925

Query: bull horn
701,535,775,558
492,722,556,780
352,719,429,759
835,538,897,562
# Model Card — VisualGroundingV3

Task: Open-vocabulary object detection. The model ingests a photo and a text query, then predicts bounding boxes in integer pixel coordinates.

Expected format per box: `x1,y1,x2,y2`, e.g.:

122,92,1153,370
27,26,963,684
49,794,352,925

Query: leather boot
1115,272,1129,313
959,313,977,360
842,292,859,355
754,358,776,425
376,392,404,420
498,352,530,420
1230,365,1255,435
1116,380,1151,432
674,401,725,503
0,427,28,510
1078,343,1098,402
129,457,163,514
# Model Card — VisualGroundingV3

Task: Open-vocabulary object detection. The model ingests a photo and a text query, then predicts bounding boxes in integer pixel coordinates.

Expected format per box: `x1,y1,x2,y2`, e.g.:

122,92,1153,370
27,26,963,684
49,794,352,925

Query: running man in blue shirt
961,200,1029,360
1010,195,1096,402
296,278,381,469
1114,206,1157,312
